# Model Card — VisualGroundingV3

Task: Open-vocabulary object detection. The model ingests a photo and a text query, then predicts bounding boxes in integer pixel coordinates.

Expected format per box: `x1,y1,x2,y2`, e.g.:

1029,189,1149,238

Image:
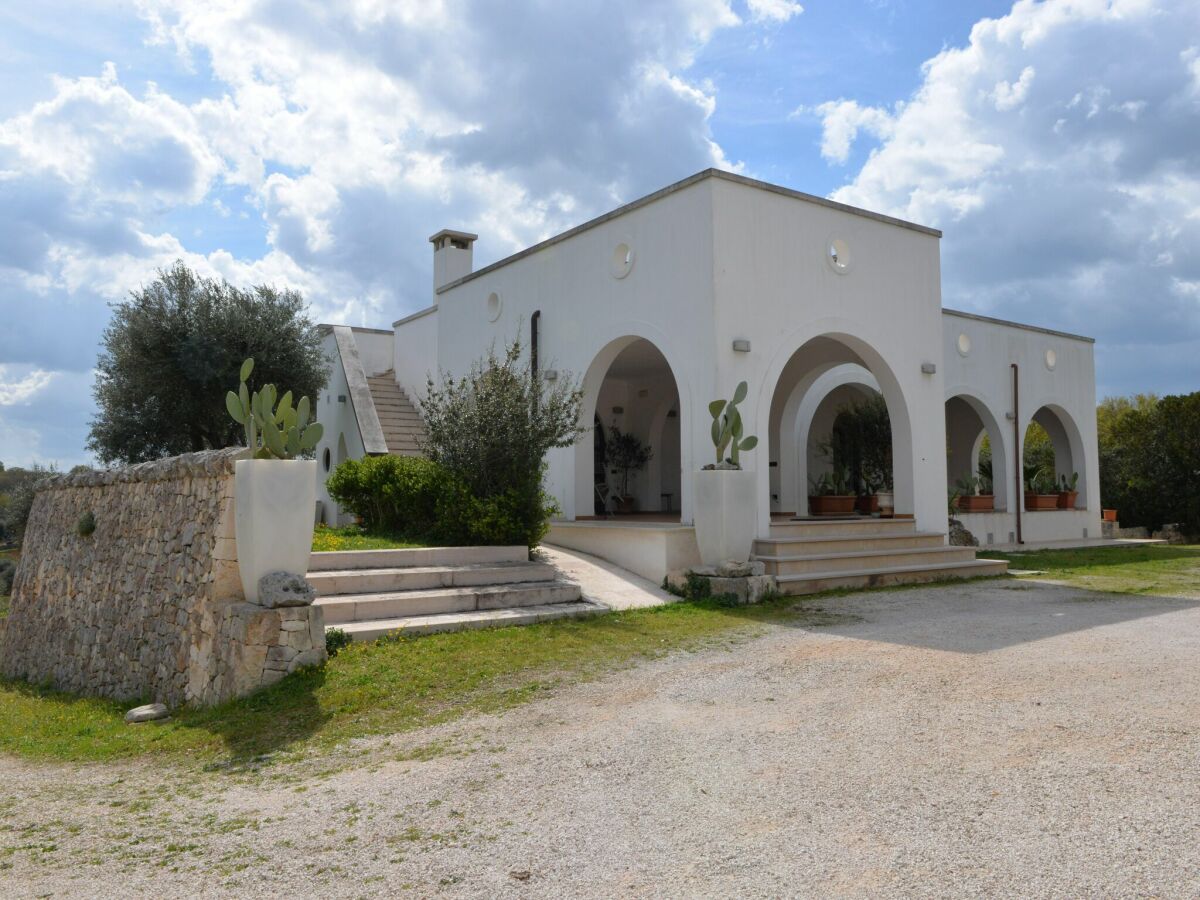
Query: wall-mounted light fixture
1005,411,1016,421
920,362,937,375
543,369,558,381
732,339,751,353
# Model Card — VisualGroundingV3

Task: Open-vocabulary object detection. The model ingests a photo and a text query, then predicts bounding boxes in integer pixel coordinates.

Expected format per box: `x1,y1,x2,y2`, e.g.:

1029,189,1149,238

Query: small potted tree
605,425,653,514
225,358,323,603
1057,472,1080,509
1024,467,1059,511
693,382,759,564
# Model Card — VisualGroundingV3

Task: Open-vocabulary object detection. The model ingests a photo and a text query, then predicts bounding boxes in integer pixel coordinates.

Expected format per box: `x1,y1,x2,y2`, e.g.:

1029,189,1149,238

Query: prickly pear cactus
226,357,323,460
706,381,758,468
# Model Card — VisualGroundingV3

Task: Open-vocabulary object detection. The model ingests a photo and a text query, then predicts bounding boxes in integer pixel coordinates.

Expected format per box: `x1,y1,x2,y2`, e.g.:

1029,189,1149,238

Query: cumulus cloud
746,0,804,24
0,367,55,406
814,0,1200,395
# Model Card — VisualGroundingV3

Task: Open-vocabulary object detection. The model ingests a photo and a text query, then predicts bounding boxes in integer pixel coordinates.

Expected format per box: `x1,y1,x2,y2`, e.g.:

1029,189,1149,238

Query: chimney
429,229,477,296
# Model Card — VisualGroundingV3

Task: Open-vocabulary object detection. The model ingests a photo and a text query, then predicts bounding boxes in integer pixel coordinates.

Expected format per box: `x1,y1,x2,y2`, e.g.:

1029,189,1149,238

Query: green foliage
419,339,584,549
707,381,758,467
1022,421,1055,475
0,463,57,545
76,511,96,538
0,558,15,599
225,357,323,460
88,261,329,465
1024,465,1057,494
1098,392,1200,533
325,628,352,658
809,464,851,496
827,395,892,494
604,425,653,498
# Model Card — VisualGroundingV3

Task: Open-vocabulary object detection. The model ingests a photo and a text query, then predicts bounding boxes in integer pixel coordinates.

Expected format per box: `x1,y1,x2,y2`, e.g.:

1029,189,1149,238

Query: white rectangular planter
235,459,317,604
692,469,758,565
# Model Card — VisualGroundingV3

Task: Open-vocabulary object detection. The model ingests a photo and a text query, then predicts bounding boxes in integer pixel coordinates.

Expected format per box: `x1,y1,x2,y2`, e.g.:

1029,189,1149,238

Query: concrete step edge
332,600,608,640
753,545,974,563
775,558,1009,584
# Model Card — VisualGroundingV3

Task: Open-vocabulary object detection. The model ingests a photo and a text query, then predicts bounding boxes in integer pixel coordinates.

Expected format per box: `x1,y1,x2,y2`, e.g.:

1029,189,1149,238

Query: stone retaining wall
0,449,325,707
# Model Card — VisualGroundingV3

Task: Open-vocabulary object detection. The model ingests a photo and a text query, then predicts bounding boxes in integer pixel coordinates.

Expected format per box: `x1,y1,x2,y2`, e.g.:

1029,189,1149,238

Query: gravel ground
4,579,1200,898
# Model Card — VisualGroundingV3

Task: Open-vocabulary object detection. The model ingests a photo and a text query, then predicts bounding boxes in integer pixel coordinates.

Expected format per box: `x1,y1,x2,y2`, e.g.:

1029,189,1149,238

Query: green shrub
325,627,352,658
326,455,446,537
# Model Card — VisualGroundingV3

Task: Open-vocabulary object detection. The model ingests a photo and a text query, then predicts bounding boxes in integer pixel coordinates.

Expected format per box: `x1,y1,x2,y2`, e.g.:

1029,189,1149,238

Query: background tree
88,262,329,464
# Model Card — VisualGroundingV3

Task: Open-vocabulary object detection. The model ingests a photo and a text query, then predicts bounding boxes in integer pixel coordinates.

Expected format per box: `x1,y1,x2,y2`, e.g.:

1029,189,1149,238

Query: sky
1,0,1198,469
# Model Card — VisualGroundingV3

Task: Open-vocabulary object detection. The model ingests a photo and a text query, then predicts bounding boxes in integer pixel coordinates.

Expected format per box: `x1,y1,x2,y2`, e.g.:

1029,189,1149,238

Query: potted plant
1057,471,1080,509
1023,467,1059,511
605,425,653,514
808,464,856,516
954,473,994,512
693,382,759,564
225,358,323,604
1103,508,1118,522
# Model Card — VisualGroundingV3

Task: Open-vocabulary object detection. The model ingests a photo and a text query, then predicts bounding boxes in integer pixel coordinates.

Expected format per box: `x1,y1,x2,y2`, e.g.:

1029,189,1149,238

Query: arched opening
945,393,1009,512
1023,405,1087,509
769,336,914,520
574,337,683,520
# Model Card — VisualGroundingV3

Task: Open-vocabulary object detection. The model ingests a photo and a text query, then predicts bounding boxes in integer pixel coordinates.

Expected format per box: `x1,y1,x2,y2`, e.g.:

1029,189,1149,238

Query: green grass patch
0,595,843,766
311,525,427,553
979,543,1200,596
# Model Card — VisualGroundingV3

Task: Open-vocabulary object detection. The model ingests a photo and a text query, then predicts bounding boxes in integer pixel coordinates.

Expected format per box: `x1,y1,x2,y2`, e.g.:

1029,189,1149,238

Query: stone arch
758,322,917,534
1023,402,1089,508
944,389,1010,511
573,331,689,521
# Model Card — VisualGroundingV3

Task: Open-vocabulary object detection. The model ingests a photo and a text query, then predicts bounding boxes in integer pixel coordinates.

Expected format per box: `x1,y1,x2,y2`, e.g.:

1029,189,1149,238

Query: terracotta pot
809,495,857,516
1103,509,1118,522
957,494,995,512
1024,492,1059,511
1057,490,1079,510
615,496,637,515
855,494,879,514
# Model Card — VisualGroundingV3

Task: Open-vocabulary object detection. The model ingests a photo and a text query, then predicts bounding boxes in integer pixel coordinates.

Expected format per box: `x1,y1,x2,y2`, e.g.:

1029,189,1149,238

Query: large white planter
692,468,758,565
235,459,317,604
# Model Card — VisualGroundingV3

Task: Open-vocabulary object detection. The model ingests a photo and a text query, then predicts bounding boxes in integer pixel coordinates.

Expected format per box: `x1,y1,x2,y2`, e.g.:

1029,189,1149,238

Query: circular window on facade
827,237,852,274
610,242,634,279
1045,349,1057,370
486,291,502,322
322,447,331,472
957,333,972,356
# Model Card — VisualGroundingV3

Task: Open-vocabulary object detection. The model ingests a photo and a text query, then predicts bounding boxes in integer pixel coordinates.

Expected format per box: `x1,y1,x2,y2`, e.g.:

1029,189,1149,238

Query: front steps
310,546,604,640
756,518,1007,595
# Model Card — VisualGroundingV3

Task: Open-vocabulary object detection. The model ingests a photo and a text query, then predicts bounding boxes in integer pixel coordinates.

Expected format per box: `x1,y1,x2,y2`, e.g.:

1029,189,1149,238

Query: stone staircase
754,518,1007,595
366,370,425,456
310,546,606,640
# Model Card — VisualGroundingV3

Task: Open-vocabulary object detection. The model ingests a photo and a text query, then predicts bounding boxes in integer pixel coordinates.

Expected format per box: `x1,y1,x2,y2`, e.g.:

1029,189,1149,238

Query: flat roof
942,307,1094,344
317,324,393,336
436,168,942,294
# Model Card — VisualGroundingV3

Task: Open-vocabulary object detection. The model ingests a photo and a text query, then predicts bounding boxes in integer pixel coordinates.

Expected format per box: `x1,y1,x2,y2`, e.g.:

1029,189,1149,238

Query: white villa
315,169,1099,587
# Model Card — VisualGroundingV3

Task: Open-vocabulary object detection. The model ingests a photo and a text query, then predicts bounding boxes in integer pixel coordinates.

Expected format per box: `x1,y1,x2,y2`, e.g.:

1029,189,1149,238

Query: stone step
309,561,556,596
756,545,977,576
754,532,945,556
773,558,1009,596
316,580,583,623
310,546,527,571
769,517,917,538
331,600,609,641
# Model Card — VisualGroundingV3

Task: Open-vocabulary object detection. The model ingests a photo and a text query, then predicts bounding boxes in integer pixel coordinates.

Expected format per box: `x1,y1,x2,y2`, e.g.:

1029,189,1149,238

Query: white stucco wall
352,328,395,377
314,330,367,525
393,307,438,402
941,309,1101,544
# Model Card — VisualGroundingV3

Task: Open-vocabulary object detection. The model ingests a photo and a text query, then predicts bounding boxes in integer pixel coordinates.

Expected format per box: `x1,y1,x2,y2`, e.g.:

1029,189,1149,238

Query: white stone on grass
124,703,169,724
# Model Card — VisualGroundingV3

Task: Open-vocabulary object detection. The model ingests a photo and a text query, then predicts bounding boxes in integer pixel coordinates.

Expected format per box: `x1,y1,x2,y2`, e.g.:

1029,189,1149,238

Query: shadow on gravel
754,581,1200,654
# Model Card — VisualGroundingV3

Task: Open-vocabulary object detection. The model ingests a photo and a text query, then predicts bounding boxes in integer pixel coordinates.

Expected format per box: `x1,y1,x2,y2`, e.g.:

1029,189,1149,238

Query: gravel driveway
4,579,1200,898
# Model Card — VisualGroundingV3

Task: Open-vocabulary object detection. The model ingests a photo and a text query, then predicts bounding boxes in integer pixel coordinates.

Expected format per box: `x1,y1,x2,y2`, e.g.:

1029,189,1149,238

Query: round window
1045,349,1057,370
322,447,331,472
610,242,634,279
957,333,971,356
827,237,852,274
486,291,502,322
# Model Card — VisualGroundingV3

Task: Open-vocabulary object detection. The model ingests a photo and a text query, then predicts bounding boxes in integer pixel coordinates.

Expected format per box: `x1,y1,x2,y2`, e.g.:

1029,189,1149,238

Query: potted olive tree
225,358,323,603
605,425,653,514
693,382,759,564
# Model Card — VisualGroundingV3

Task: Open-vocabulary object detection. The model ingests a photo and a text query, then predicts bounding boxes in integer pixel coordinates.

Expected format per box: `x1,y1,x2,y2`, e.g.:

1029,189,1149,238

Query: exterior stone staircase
366,370,426,456
754,518,1007,595
310,546,606,640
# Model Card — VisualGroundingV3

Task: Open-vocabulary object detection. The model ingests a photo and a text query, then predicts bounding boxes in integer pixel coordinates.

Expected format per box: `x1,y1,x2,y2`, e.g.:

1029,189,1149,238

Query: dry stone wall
0,448,325,707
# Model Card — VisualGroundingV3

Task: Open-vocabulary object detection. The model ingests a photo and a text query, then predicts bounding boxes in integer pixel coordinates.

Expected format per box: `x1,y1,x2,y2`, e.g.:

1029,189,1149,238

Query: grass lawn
311,525,427,553
0,594,845,767
979,543,1200,596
